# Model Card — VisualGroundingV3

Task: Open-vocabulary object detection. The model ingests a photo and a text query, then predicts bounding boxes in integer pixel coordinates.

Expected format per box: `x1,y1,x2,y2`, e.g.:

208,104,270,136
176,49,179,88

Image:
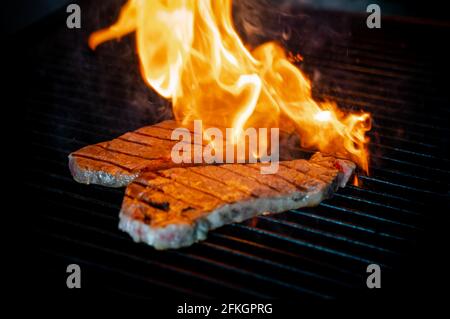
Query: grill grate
19,0,449,300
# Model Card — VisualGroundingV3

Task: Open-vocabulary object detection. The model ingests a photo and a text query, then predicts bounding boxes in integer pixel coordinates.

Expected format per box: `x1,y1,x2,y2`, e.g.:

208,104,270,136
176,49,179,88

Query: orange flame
89,0,371,172
353,175,360,187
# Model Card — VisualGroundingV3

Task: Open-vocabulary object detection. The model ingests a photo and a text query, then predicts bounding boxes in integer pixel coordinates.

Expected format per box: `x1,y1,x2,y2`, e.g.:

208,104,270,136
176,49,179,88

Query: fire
353,175,360,187
89,0,371,172
314,110,332,122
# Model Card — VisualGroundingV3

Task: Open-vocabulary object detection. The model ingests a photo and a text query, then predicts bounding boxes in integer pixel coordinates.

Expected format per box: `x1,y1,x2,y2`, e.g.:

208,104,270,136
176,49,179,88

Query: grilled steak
68,120,205,187
119,153,355,249
69,120,289,187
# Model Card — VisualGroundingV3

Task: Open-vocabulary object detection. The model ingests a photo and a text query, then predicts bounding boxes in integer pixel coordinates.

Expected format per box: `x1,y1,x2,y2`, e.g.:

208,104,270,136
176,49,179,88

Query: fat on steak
119,153,355,249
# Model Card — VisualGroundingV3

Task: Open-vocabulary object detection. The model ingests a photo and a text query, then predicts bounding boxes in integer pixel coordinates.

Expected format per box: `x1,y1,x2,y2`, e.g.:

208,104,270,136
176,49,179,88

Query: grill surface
18,0,449,302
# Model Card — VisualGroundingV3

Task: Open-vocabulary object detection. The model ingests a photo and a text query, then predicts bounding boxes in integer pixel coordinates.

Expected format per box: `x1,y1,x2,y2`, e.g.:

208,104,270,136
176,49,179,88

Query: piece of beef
119,153,355,249
68,120,204,187
69,120,291,187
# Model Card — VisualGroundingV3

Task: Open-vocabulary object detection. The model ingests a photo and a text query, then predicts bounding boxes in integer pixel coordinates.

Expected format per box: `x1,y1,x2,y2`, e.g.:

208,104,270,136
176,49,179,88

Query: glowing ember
88,0,371,172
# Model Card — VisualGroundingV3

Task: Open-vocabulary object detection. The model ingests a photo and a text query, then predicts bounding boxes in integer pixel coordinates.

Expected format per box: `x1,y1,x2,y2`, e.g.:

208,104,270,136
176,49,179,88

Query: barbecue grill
14,0,449,307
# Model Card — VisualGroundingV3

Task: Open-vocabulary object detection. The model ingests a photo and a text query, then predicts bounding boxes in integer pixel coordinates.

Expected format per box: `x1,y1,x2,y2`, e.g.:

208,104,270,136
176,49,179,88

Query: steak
69,120,289,187
119,153,355,249
68,120,205,187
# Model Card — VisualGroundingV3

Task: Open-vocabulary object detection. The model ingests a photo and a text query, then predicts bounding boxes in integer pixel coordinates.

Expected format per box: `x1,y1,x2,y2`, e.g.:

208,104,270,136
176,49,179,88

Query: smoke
292,0,375,11
232,0,353,56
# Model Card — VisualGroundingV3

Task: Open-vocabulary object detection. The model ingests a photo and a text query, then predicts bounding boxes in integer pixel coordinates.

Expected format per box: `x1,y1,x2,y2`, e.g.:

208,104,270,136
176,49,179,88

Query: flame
353,175,360,187
89,0,371,172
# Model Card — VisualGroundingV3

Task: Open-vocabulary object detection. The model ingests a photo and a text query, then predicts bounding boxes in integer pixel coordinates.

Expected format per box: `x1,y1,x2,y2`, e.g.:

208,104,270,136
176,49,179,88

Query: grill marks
100,138,173,161
71,152,133,172
221,164,299,193
160,168,249,203
124,184,201,226
68,120,202,187
190,166,278,197
119,153,356,249
134,173,224,211
68,120,243,187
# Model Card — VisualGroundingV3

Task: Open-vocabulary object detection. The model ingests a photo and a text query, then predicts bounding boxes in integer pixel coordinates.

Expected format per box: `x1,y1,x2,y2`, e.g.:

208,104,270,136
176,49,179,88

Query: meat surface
119,153,355,249
69,120,290,187
68,120,204,187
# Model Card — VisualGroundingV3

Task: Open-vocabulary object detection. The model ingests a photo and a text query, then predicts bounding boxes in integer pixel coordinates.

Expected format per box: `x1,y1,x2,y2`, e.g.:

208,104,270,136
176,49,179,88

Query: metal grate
20,0,449,300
